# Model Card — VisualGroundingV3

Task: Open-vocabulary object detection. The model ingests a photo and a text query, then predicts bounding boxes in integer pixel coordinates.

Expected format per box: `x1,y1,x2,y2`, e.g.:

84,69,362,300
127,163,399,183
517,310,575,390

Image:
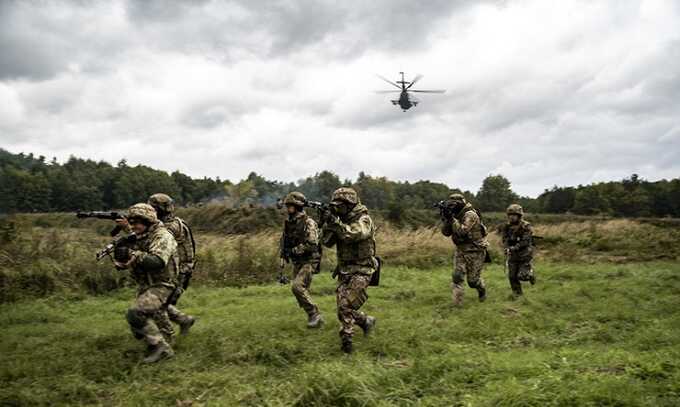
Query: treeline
535,174,680,217
1,149,679,218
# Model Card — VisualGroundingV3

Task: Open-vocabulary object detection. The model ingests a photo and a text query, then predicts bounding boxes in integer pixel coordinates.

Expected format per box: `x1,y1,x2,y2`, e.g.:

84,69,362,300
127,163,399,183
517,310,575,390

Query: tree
476,175,519,212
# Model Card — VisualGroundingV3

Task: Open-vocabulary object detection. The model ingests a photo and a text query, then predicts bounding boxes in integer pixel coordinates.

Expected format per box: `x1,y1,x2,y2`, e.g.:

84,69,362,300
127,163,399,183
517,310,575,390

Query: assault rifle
96,233,137,261
76,211,126,236
432,200,458,220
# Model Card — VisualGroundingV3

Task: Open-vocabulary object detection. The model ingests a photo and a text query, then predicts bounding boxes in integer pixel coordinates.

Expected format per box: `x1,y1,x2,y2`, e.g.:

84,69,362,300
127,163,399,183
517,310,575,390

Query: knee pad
452,273,465,285
126,308,146,329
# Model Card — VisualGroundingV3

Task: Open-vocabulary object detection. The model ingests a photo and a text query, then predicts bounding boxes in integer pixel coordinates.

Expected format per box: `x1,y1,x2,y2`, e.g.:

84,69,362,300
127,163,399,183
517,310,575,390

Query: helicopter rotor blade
410,89,446,93
376,74,402,89
375,90,401,93
406,74,423,89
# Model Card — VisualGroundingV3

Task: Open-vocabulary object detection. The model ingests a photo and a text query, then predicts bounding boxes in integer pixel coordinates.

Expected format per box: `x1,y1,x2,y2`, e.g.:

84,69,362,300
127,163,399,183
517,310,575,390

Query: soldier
147,193,197,335
113,203,179,363
500,204,536,298
322,187,377,354
440,193,489,306
279,192,324,328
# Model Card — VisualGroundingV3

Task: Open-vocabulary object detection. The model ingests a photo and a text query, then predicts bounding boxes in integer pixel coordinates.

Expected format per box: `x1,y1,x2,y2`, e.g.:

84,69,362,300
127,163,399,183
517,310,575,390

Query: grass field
2,261,680,406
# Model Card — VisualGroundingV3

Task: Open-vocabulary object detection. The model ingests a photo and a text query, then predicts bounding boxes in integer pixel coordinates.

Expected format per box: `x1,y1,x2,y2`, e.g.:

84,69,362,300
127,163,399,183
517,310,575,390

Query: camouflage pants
126,286,174,346
453,250,486,291
336,272,371,338
168,264,193,324
508,260,534,295
291,263,319,317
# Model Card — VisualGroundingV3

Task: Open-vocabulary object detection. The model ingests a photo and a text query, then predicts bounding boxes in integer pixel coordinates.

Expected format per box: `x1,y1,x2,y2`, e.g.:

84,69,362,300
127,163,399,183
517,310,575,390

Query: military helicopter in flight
376,72,446,111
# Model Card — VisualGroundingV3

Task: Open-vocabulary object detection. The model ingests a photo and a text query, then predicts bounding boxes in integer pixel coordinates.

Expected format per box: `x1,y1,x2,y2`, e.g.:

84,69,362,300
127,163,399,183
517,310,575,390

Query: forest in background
1,148,679,218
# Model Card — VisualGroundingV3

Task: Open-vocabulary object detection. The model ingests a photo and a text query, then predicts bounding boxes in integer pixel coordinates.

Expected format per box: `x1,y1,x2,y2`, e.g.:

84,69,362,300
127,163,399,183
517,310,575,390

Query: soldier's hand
279,258,286,268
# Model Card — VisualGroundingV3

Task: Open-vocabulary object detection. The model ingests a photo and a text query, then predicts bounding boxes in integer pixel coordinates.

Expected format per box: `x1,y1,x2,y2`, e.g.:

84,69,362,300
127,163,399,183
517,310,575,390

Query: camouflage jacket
322,204,376,272
441,203,488,251
161,215,196,267
127,223,179,290
279,211,321,264
500,220,533,261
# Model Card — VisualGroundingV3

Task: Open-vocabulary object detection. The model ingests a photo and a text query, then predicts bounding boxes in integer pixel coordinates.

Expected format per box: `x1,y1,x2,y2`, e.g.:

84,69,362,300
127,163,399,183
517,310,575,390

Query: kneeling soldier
322,188,377,354
500,204,536,298
114,203,179,363
280,192,324,328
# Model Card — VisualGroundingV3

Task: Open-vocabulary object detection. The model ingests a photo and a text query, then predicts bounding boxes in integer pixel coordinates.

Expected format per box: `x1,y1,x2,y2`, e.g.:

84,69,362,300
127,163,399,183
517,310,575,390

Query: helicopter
376,72,446,111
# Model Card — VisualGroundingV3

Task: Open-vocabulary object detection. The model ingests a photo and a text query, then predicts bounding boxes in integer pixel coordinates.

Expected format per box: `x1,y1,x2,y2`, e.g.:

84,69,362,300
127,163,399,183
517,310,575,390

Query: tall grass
2,215,679,303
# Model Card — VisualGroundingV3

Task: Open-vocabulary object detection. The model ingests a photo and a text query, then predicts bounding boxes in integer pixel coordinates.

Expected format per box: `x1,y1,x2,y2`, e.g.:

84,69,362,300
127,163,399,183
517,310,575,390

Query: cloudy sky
0,0,678,196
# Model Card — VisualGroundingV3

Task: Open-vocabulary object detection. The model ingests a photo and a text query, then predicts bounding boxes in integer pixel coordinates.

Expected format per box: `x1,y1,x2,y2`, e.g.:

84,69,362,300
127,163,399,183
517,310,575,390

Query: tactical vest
451,206,487,247
130,224,178,288
283,213,319,262
337,213,376,265
503,221,533,260
165,216,196,265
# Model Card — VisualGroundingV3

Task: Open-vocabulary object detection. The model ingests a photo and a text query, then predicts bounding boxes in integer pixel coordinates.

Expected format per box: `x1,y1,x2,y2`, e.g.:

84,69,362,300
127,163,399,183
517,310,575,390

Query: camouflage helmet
506,204,524,216
127,203,159,224
283,191,306,207
331,187,359,205
448,193,466,203
148,193,175,214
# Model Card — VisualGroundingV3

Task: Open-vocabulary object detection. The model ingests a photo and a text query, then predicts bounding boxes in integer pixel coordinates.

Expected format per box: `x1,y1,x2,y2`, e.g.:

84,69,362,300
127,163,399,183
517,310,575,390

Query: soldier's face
508,214,520,224
286,205,297,214
129,218,149,234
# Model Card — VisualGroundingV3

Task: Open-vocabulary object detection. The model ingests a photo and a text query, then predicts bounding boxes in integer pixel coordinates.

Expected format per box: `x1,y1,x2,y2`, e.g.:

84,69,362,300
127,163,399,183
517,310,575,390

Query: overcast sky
0,0,678,197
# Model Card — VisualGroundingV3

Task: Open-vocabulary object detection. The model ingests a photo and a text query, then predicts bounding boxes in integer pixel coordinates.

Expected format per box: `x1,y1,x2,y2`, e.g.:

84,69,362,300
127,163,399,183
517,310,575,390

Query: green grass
2,262,680,406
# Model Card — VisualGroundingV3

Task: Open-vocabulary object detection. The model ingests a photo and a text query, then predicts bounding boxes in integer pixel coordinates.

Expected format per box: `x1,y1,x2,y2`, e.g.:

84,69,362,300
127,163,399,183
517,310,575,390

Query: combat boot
179,316,196,336
529,274,536,285
360,316,376,336
478,286,487,303
341,337,353,354
307,313,324,329
143,342,174,364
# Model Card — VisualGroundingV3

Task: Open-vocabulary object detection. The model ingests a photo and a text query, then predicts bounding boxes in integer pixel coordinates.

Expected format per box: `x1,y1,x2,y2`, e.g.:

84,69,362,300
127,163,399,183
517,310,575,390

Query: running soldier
440,193,489,306
322,187,377,354
113,203,179,363
147,193,197,335
500,204,536,298
279,192,324,328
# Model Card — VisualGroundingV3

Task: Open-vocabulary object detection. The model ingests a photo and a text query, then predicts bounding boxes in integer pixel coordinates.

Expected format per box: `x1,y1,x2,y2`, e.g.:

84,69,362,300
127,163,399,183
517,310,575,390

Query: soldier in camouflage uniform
440,193,489,306
279,192,324,328
322,188,377,354
500,204,536,298
147,194,197,335
113,203,179,363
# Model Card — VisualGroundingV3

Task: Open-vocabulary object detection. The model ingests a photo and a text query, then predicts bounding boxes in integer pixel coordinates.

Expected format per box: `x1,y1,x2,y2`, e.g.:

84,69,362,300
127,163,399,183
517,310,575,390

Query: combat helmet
331,187,359,205
506,204,524,216
148,193,175,215
448,193,466,203
283,191,306,208
127,203,159,224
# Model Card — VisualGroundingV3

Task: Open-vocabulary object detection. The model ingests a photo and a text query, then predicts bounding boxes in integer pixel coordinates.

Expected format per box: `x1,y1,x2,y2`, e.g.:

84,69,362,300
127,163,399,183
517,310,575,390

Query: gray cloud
1,0,679,197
